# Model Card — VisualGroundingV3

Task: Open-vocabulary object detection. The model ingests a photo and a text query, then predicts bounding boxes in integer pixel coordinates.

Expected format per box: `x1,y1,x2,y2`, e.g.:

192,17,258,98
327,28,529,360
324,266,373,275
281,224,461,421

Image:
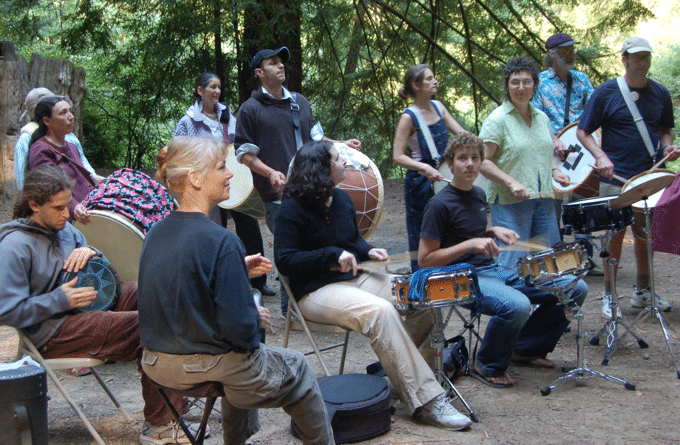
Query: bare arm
576,127,613,179
660,127,680,161
480,142,530,201
392,113,442,181
241,152,287,192
418,236,501,269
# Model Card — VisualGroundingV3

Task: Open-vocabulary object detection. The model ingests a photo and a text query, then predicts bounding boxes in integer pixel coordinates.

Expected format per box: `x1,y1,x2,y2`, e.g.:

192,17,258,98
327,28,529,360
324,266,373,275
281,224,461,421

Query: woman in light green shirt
479,56,570,270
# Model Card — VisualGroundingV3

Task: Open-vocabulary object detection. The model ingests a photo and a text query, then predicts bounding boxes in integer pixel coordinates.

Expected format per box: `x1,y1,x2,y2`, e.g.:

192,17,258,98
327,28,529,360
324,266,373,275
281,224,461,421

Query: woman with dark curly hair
479,56,570,270
274,140,473,432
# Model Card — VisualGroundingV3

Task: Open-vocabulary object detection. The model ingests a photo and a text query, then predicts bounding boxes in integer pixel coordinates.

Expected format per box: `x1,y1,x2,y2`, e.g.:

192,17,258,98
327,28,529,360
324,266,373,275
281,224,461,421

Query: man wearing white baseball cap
577,37,680,318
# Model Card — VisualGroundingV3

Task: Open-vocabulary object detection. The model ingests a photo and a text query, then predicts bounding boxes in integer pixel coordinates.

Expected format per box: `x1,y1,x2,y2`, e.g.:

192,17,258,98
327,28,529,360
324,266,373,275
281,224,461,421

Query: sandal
469,365,514,388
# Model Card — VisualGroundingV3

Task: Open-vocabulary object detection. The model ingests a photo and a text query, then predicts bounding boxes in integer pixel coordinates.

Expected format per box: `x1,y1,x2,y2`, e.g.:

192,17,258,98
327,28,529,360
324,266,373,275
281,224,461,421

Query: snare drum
553,122,601,199
61,258,121,312
517,243,587,284
561,196,633,234
392,271,474,309
335,145,385,239
219,144,265,219
74,210,145,284
622,169,675,230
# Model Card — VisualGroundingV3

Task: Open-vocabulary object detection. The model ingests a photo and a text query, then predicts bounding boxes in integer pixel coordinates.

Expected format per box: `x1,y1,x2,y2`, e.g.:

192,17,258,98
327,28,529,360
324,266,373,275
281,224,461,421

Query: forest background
2,0,680,176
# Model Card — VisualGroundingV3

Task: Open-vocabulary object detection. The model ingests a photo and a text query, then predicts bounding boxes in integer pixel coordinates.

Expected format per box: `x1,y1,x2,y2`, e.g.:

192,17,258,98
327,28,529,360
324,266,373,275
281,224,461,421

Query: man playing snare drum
419,133,588,387
577,37,680,318
0,166,195,444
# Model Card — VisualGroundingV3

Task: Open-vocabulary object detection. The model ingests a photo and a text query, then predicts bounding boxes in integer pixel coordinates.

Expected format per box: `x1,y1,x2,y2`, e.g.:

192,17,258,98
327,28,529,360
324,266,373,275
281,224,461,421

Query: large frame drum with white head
553,122,601,199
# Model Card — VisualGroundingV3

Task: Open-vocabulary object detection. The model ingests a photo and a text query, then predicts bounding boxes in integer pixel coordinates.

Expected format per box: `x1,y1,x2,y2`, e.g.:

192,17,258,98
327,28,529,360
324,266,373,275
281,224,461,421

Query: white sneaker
601,292,622,320
631,287,671,312
420,394,472,431
140,420,210,445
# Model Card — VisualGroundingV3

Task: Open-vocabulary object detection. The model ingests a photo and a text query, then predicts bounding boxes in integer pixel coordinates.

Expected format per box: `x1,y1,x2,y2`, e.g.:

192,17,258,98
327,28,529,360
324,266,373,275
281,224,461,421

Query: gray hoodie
0,218,97,348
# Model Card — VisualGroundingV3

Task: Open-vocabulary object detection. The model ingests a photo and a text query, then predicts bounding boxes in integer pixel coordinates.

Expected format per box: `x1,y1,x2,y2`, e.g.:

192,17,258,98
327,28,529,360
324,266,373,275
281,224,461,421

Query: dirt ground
2,178,680,445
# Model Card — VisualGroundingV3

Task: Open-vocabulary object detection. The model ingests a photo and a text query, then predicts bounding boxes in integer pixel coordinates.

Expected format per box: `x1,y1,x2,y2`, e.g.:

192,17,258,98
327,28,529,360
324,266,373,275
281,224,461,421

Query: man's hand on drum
486,227,520,246
63,247,97,273
663,144,680,162
594,155,615,179
419,163,444,182
343,139,362,151
61,276,97,310
465,237,501,259
269,170,287,192
552,169,570,187
74,203,91,225
245,254,273,278
553,136,567,161
508,179,530,201
337,250,358,276
257,305,272,330
368,248,389,262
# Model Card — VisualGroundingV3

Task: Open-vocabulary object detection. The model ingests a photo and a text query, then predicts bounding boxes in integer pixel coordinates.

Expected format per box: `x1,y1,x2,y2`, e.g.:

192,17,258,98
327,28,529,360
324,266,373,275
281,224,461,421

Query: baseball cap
545,33,579,50
621,37,653,54
251,47,290,73
21,87,55,121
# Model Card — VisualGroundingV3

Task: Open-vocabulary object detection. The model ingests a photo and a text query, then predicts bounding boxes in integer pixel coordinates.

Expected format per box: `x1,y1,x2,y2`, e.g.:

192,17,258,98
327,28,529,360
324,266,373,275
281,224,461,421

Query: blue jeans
490,197,561,271
404,170,434,272
264,201,291,314
472,264,588,377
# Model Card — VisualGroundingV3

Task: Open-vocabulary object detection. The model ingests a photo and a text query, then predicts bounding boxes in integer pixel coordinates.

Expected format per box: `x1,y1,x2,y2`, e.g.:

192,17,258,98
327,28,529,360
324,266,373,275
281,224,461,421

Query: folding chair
155,381,224,445
15,328,131,445
451,306,484,375
280,276,351,377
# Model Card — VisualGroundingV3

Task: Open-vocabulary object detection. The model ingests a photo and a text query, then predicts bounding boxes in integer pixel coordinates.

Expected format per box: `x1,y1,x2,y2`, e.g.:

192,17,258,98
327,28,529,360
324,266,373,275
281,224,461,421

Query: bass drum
553,122,601,199
218,144,265,219
434,161,489,195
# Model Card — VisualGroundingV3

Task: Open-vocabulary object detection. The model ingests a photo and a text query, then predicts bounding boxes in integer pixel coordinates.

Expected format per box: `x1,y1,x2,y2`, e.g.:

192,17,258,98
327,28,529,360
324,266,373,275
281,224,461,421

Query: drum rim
80,209,145,238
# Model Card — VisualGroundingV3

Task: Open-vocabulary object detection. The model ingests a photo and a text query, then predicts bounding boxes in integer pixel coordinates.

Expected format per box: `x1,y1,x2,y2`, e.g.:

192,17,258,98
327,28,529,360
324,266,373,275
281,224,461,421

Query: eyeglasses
509,79,534,88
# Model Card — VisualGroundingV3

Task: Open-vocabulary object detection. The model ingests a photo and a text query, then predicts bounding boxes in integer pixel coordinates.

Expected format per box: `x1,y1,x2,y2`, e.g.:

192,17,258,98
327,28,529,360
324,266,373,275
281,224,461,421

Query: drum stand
428,305,479,422
538,270,636,395
612,200,680,378
588,232,648,365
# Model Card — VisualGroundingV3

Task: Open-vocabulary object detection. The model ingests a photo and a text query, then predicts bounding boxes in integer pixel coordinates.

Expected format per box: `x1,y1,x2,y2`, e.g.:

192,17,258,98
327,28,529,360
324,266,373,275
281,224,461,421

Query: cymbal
611,173,675,209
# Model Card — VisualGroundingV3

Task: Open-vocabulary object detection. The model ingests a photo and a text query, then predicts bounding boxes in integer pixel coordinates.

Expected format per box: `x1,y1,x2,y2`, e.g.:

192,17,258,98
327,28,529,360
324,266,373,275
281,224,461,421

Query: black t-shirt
420,184,493,267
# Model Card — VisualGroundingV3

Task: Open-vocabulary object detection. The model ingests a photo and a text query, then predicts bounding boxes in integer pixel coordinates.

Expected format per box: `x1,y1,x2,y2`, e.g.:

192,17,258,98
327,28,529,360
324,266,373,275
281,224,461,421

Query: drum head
218,144,265,219
553,122,601,197
74,210,144,284
622,169,675,210
336,145,385,239
62,259,120,312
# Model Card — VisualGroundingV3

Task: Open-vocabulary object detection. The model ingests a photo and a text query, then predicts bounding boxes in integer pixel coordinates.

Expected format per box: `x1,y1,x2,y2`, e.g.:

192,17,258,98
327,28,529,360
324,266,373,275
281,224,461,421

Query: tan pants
299,272,443,414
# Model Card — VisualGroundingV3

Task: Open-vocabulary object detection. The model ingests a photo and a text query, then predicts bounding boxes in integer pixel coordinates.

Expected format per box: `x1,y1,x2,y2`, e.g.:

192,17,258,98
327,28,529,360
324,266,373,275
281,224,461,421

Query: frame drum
553,122,601,199
622,169,676,230
218,144,265,219
74,209,145,284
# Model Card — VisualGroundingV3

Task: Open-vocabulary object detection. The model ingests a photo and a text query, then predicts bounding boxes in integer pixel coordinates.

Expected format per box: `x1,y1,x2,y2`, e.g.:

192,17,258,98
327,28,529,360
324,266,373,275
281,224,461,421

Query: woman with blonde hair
138,136,333,445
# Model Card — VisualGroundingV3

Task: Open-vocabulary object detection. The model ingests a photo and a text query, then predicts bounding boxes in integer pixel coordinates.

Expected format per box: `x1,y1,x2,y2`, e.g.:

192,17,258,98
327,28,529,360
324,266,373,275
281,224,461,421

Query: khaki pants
298,272,443,414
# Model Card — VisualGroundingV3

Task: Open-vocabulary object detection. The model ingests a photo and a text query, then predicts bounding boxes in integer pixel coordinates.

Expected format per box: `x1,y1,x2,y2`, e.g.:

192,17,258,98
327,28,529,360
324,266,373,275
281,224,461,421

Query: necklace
201,110,217,119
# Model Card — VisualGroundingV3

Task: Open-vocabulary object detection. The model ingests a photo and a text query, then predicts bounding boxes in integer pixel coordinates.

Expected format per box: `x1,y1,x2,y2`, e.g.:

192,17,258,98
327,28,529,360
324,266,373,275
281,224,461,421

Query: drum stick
589,164,628,185
512,240,549,251
649,153,672,173
439,177,451,183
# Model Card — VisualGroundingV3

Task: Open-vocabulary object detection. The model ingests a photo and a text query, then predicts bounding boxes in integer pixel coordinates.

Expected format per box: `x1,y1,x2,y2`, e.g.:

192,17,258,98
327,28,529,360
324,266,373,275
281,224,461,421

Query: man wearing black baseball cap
577,37,680,317
235,46,361,315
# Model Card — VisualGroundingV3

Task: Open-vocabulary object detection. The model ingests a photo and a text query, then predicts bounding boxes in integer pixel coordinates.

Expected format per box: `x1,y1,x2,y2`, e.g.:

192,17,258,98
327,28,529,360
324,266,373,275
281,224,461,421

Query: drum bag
291,373,391,443
652,172,680,255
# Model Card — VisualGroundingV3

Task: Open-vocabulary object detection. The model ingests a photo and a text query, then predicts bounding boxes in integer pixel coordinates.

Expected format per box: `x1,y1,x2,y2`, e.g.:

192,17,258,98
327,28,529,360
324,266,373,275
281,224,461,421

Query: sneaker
631,287,671,312
71,367,91,377
601,292,622,320
419,394,472,431
140,420,210,445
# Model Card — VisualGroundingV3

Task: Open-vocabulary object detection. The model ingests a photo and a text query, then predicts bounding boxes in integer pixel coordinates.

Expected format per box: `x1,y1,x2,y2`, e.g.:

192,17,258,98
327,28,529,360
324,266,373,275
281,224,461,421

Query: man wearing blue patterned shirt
532,33,594,151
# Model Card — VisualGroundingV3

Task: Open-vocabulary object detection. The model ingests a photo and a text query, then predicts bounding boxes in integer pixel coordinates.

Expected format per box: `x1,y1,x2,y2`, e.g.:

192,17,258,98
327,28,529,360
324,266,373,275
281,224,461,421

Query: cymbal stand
588,232,648,364
538,270,636,395
617,199,680,378
428,304,479,422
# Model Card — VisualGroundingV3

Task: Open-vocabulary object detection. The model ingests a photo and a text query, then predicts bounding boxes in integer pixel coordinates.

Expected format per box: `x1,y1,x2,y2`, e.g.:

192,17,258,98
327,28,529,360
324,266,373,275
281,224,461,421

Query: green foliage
0,0,658,176
650,45,680,172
